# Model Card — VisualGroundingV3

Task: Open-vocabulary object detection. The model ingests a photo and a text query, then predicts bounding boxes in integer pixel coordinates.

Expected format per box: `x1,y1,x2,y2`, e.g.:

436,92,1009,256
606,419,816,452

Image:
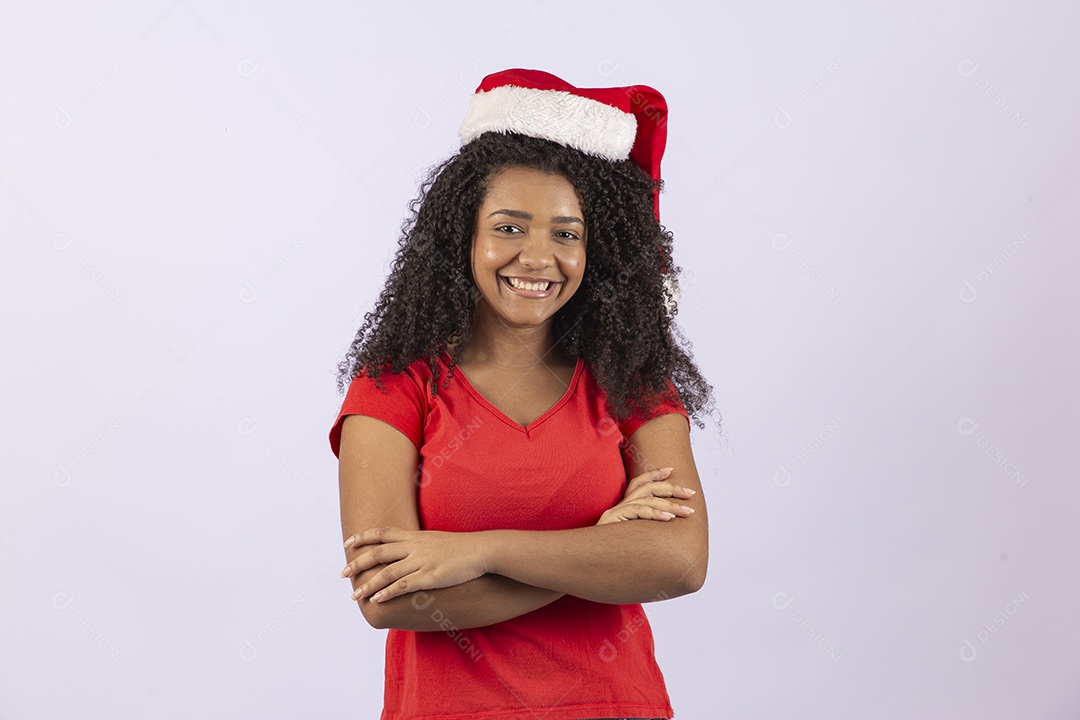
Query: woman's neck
456,302,567,369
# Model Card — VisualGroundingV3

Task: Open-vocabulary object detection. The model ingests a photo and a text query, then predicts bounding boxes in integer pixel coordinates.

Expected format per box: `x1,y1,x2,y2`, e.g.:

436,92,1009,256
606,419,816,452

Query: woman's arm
358,574,563,631
355,413,709,606
339,414,563,631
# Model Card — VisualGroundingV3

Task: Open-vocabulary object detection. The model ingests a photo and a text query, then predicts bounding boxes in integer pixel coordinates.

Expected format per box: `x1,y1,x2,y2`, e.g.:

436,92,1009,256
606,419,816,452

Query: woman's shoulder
579,359,687,425
332,356,439,458
352,353,444,393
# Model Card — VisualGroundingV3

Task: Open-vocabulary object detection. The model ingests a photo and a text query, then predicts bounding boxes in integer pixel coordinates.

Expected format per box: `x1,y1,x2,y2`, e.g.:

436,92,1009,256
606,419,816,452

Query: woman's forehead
479,166,583,212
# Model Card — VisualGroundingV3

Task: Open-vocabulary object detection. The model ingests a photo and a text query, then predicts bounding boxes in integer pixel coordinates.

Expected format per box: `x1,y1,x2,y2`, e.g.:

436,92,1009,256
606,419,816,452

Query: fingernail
660,511,675,519
683,488,696,495
660,467,674,473
340,567,350,578
370,592,382,603
680,505,695,514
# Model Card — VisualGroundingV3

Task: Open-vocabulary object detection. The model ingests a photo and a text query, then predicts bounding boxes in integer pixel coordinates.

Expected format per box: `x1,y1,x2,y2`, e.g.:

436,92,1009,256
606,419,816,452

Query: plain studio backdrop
2,1,1078,718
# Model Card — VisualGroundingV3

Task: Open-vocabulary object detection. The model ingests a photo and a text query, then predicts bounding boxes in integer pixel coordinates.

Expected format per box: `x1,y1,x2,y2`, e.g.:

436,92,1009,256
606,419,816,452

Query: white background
3,1,1078,718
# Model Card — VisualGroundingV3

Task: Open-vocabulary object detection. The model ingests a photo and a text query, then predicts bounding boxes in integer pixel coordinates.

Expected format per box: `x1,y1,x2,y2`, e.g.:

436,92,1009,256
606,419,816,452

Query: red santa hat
458,68,668,222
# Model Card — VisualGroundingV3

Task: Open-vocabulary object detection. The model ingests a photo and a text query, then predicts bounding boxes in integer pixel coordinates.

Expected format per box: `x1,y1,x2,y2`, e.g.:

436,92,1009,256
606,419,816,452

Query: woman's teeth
506,277,551,292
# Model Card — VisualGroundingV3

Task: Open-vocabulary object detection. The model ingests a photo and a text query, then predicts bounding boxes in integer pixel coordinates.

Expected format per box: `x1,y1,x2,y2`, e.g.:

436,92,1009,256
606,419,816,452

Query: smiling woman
329,68,716,720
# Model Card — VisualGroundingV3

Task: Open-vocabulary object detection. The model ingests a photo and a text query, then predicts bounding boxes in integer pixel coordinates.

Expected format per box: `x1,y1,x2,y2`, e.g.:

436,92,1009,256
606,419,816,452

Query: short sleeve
617,380,691,439
328,367,428,459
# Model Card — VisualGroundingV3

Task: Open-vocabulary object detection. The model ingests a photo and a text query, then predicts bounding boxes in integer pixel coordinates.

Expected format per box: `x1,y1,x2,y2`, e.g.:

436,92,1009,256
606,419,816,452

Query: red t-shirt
329,352,689,720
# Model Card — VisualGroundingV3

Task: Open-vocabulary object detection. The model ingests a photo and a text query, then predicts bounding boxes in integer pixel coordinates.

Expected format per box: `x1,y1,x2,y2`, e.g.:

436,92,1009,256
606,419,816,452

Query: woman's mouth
502,276,559,298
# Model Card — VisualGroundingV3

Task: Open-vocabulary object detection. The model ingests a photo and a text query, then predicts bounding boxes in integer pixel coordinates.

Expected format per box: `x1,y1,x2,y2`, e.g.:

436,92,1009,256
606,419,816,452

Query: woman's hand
341,527,491,603
596,467,697,525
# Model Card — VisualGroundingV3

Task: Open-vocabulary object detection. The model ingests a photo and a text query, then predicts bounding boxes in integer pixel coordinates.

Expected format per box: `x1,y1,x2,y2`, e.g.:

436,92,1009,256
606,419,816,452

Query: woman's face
470,165,587,331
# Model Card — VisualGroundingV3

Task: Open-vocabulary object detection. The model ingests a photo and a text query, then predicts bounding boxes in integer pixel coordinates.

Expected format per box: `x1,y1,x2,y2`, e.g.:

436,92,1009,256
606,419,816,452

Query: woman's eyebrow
487,209,584,225
488,209,531,220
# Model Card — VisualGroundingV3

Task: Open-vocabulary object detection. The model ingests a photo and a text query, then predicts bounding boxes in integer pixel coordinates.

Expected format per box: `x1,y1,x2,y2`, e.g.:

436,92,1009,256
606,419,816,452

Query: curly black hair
335,131,716,429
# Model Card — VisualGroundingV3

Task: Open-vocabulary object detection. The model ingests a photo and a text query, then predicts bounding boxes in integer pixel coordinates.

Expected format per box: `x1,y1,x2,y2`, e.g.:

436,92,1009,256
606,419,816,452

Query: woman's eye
555,231,580,240
496,225,521,234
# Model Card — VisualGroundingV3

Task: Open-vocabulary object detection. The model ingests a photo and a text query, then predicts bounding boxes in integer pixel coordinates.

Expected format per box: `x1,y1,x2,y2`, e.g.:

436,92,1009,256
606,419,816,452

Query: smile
502,276,560,298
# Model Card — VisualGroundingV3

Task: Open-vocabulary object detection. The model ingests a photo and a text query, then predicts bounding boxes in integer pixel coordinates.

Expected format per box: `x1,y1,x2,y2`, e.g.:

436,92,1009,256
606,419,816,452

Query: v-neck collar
441,352,584,435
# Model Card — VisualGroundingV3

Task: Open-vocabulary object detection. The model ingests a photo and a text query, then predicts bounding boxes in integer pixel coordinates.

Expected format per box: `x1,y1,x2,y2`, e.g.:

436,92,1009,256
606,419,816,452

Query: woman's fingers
365,568,427,603
341,543,410,578
354,557,418,601
596,468,696,526
624,466,674,495
343,529,490,601
345,526,408,549
360,559,472,603
636,498,695,517
597,506,679,525
603,498,695,524
614,502,681,521
625,480,696,502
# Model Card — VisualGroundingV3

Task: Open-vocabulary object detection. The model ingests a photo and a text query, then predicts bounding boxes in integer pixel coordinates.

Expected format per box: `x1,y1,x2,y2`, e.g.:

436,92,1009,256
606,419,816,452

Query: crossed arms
337,413,708,631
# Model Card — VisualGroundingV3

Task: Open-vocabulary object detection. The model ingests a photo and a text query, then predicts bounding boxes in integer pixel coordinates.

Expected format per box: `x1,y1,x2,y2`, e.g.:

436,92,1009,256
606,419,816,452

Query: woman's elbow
665,563,706,598
356,598,429,631
356,599,388,629
674,543,708,595
683,560,707,594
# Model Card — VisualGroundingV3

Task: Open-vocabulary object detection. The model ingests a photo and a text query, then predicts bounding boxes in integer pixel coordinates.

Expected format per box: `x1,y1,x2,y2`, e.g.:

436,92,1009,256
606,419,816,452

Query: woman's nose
517,233,555,269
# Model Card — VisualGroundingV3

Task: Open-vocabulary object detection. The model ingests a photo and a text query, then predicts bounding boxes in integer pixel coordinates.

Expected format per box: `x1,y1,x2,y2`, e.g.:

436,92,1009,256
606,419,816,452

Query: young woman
330,69,715,720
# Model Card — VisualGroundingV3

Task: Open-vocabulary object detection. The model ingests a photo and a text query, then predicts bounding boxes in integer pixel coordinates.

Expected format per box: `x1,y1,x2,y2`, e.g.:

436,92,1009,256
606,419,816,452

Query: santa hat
459,68,679,312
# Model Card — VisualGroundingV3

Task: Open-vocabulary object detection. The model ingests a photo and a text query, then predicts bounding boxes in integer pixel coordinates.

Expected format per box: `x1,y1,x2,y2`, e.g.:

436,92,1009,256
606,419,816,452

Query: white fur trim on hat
459,85,637,161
